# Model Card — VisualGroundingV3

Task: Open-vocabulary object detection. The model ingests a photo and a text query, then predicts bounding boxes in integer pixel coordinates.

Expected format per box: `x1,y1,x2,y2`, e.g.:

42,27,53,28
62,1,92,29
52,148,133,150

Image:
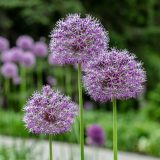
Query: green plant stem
78,63,84,160
38,59,43,90
113,99,118,160
49,134,53,160
5,78,9,95
20,66,26,107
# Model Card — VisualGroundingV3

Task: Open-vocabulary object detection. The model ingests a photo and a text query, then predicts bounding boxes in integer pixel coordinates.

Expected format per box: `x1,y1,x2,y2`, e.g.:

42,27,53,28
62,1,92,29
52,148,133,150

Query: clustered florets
49,14,109,64
83,48,146,101
87,124,105,146
23,85,78,134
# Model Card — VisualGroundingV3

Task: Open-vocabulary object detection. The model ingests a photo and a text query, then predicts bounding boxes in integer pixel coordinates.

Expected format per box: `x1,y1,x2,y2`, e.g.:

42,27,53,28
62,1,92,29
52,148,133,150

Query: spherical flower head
16,35,34,50
21,51,36,68
84,101,93,110
23,85,78,134
48,54,58,65
1,62,18,78
9,47,23,62
0,36,9,52
49,13,109,64
87,124,105,146
33,41,48,57
13,76,21,85
47,76,57,86
83,49,146,102
1,50,13,62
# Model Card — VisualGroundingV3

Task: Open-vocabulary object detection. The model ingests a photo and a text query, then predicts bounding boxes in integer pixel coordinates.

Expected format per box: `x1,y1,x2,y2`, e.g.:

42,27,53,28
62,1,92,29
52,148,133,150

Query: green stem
5,78,9,95
20,66,26,107
78,63,84,160
49,134,53,160
113,99,118,160
38,59,43,90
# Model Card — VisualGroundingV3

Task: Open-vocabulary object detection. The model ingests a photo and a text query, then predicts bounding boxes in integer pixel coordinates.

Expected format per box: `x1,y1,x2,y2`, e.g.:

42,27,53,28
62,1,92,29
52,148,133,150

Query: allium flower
13,76,21,85
1,62,18,78
3,47,23,62
87,124,105,146
47,76,57,86
33,41,48,57
0,36,9,52
83,49,146,101
48,54,57,65
1,50,13,62
21,52,36,67
16,35,34,50
84,101,93,110
23,85,78,134
49,14,109,64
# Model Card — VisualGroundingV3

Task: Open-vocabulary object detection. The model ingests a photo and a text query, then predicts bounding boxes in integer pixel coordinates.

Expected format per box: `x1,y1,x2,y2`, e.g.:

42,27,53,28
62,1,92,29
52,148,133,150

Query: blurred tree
0,0,84,40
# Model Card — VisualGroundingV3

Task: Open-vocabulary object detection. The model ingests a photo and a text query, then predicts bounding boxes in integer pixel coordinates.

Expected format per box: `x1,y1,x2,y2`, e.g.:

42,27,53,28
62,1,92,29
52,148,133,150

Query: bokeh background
0,0,160,159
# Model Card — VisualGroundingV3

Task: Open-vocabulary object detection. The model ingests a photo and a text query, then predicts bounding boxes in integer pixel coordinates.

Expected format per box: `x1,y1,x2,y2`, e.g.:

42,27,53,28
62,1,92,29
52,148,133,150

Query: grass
0,108,160,157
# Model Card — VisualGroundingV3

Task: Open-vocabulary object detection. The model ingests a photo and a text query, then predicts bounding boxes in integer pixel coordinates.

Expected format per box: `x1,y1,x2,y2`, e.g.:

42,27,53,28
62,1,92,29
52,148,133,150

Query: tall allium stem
78,63,84,160
5,78,9,95
38,59,43,90
113,99,118,160
49,134,53,160
20,66,26,106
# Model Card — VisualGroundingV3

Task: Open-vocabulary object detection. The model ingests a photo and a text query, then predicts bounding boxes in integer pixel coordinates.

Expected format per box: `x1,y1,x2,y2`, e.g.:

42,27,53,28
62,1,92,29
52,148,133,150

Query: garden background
0,0,160,159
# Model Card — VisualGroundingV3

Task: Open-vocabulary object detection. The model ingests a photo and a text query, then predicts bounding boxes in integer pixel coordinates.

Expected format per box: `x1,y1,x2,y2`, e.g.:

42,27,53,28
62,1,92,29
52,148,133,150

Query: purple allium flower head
0,36,9,52
33,41,48,57
1,62,18,78
1,50,13,62
21,51,36,67
23,85,78,134
16,35,34,50
87,124,105,146
48,54,60,65
83,48,146,102
47,76,57,86
49,14,109,64
9,47,23,62
13,76,21,85
84,101,93,110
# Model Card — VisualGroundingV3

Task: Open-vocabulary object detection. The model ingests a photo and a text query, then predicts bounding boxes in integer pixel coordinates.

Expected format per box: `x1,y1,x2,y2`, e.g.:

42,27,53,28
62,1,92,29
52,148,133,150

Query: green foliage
0,109,160,157
142,83,160,122
0,145,34,160
0,0,84,38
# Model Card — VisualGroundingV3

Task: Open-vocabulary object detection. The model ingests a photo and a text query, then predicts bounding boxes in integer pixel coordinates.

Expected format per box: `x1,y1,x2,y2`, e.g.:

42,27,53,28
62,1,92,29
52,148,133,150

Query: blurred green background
0,0,160,158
